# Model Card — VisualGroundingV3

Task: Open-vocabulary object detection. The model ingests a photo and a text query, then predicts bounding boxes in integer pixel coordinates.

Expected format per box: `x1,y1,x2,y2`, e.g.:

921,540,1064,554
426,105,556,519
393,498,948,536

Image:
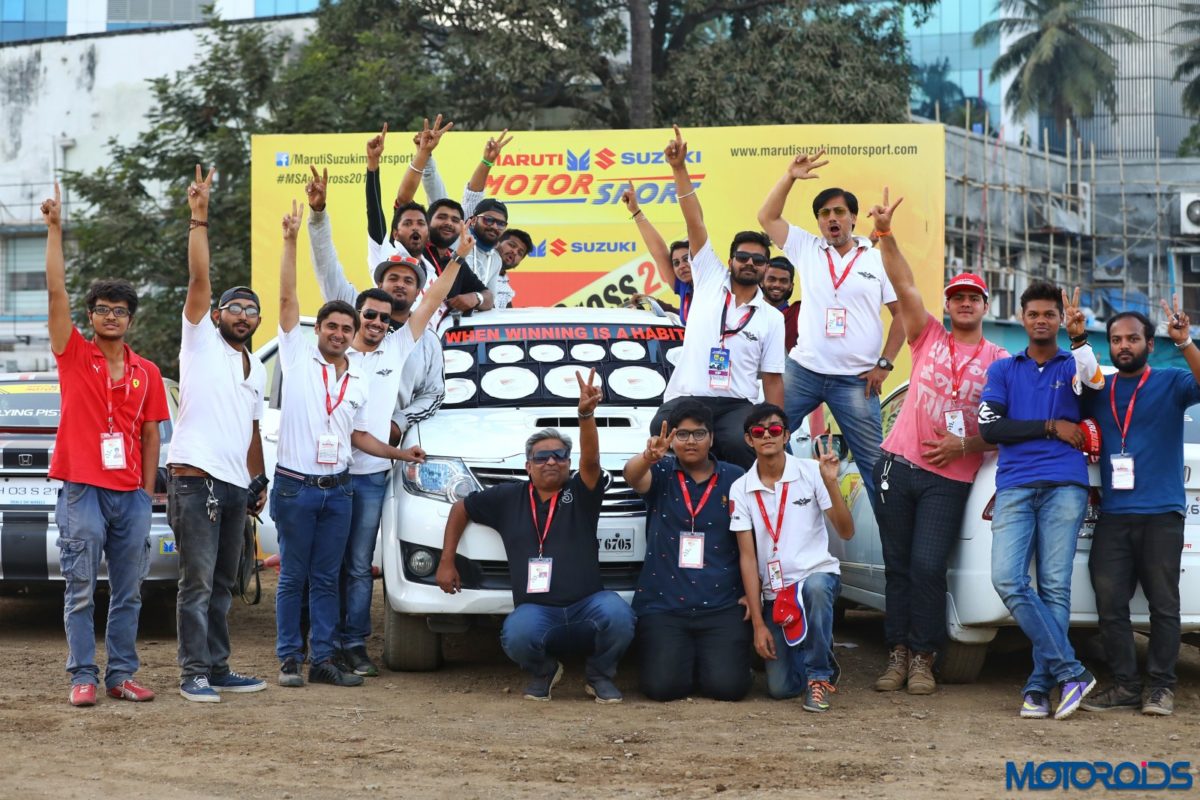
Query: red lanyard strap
825,247,864,292
948,337,984,400
321,364,351,417
754,481,789,552
720,291,757,345
102,356,133,432
677,471,718,532
1109,367,1151,453
528,483,560,557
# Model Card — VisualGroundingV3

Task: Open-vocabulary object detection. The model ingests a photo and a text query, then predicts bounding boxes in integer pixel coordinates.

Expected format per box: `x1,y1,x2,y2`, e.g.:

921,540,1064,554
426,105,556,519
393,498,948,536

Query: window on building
1,237,49,317
106,0,208,28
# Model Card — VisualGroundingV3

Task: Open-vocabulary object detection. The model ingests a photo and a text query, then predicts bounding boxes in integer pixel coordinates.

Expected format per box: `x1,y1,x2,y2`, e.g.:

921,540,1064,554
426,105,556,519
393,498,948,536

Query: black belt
275,467,351,489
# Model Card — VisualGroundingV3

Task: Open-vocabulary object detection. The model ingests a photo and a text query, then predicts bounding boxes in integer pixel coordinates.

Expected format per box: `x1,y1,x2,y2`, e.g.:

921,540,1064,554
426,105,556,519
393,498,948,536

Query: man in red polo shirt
42,184,171,707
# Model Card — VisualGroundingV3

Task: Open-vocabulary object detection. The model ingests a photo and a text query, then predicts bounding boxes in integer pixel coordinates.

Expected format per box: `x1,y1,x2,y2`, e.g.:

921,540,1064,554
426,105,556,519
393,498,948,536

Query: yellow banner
250,125,946,368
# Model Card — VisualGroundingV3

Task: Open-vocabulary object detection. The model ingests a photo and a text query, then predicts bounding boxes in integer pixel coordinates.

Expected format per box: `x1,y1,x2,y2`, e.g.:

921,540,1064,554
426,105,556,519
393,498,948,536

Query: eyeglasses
478,215,508,229
90,305,131,318
671,254,691,268
732,251,768,266
529,447,570,464
674,429,710,442
361,309,392,324
817,206,850,219
748,423,786,440
219,302,260,318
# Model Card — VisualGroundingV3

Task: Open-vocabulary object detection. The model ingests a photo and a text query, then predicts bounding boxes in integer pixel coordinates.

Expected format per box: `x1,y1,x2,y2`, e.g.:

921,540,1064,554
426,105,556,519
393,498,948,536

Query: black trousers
651,396,755,470
872,455,972,654
1088,512,1184,691
636,606,752,702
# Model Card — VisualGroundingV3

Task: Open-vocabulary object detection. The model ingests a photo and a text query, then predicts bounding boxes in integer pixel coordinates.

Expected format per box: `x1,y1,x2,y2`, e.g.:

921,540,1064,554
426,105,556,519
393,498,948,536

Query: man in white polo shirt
758,153,905,508
272,202,432,689
651,126,785,469
168,166,270,703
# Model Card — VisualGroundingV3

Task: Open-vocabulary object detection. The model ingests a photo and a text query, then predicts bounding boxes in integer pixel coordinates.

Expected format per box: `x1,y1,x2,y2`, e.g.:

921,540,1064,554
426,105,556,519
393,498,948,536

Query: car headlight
407,547,437,577
402,457,482,503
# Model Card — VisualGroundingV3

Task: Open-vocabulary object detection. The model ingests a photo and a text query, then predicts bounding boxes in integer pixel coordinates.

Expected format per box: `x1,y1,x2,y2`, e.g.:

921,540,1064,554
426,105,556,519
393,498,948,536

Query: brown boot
907,651,936,695
874,644,910,691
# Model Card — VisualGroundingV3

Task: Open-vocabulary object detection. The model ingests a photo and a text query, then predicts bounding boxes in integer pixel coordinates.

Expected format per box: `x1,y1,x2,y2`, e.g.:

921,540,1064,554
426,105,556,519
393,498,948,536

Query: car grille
468,466,645,517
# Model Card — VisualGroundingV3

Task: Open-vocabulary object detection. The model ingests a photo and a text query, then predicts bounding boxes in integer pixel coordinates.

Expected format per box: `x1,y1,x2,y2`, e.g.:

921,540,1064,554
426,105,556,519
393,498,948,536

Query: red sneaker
69,684,97,707
107,679,155,702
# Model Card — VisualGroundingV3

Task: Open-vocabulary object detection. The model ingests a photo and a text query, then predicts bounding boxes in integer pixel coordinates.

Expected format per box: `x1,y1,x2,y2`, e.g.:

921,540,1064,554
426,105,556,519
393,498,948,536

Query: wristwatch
474,292,484,308
876,357,894,371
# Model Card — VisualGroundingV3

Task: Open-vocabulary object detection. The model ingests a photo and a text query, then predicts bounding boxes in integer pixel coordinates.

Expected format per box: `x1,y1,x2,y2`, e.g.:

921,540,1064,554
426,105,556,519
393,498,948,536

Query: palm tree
1172,3,1200,115
973,0,1139,141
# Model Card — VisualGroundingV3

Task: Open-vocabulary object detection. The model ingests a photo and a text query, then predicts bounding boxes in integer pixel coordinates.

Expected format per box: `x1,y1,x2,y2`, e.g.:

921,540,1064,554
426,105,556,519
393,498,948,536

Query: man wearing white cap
864,189,1007,697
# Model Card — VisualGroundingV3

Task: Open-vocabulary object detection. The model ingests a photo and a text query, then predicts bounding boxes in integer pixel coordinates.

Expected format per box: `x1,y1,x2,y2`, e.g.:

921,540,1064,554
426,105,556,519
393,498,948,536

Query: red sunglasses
749,424,786,439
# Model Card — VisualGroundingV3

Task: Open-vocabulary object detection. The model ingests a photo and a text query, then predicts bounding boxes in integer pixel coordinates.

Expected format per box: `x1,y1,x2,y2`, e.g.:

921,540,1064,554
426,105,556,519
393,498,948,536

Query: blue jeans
990,485,1088,694
270,472,353,665
55,482,151,689
763,571,840,698
339,470,389,649
500,591,636,681
784,361,883,509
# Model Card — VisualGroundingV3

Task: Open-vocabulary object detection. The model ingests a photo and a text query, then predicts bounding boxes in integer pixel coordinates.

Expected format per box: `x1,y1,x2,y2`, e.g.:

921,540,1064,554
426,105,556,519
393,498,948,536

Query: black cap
218,286,260,308
474,198,509,219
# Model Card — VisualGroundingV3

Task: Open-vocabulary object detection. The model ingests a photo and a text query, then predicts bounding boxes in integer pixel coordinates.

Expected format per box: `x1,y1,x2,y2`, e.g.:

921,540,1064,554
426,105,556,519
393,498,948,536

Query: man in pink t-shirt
864,189,1007,697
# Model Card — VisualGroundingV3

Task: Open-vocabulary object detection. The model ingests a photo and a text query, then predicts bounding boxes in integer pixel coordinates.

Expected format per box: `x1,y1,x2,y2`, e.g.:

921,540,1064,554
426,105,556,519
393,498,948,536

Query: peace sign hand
305,165,328,213
786,149,828,181
281,199,304,241
40,182,62,228
416,114,454,155
1061,286,1085,338
867,186,905,234
187,164,216,216
483,129,513,163
365,122,388,170
664,124,688,169
1160,294,1192,346
643,420,676,463
576,368,602,416
620,181,640,215
816,434,840,484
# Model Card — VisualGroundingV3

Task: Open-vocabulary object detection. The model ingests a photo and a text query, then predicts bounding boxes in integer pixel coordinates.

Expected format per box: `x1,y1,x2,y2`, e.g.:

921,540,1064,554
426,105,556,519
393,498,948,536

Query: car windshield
0,382,61,429
440,321,685,407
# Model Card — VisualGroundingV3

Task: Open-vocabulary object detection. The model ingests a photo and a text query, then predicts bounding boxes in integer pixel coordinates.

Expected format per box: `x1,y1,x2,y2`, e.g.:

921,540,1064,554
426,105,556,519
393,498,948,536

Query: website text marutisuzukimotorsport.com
729,143,920,158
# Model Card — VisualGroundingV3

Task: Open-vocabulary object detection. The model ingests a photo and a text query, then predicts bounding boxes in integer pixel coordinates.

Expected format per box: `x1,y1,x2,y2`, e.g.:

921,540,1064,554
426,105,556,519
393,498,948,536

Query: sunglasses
748,423,786,440
90,305,131,318
361,309,392,324
219,302,260,318
530,447,570,464
732,251,768,266
478,215,508,229
674,429,710,442
817,206,850,219
671,254,691,268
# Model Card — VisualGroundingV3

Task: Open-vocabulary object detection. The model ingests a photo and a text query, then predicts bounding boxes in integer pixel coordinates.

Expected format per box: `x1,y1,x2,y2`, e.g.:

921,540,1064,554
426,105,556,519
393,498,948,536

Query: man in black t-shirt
437,371,636,703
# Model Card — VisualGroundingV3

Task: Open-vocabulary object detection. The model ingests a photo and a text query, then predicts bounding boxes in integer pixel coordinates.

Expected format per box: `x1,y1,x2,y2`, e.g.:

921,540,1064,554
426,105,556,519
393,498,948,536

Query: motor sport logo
482,147,704,204
1004,760,1194,791
539,239,638,258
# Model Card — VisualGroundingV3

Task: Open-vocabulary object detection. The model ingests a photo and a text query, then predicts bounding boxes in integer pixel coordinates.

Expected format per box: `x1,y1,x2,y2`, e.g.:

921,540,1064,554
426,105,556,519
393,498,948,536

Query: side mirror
811,434,848,461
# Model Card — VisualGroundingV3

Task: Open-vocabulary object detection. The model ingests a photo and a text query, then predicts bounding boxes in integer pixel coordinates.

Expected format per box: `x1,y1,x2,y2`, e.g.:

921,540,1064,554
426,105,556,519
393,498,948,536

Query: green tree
1171,3,1200,116
974,0,1138,140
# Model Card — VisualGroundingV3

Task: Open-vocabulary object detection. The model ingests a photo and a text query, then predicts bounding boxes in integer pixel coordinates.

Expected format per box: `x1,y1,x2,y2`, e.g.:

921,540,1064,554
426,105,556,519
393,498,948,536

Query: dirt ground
0,577,1197,800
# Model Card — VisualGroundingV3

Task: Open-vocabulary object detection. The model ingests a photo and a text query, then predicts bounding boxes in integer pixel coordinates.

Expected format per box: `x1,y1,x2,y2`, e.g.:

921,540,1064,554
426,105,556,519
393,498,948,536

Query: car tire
382,605,443,672
937,641,987,684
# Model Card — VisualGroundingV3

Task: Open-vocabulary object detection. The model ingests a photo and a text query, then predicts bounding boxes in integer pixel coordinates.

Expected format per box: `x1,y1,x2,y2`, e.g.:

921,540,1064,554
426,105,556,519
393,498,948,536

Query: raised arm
365,124,390,246
623,420,674,495
279,200,304,333
576,368,602,489
461,130,511,216
1063,287,1104,392
394,115,453,207
406,231,474,336
666,125,706,253
305,166,359,305
867,187,925,342
42,183,72,355
184,165,216,324
757,151,828,248
622,181,674,287
1163,295,1200,384
816,436,854,540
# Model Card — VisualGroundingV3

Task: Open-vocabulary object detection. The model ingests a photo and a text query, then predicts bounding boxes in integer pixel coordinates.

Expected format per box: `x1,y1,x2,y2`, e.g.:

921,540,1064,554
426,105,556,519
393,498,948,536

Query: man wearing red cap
863,189,1007,697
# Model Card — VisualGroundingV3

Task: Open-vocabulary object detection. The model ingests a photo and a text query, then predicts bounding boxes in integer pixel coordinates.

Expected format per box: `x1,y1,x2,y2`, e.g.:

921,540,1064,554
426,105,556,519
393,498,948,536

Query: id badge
944,410,966,438
679,532,705,569
527,558,553,593
825,307,847,338
708,347,731,390
100,432,126,471
316,433,340,465
767,559,785,593
1111,455,1135,490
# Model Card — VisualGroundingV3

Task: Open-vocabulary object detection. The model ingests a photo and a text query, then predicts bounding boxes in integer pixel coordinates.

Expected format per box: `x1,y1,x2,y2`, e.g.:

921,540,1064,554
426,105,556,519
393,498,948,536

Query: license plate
0,476,61,506
597,527,635,559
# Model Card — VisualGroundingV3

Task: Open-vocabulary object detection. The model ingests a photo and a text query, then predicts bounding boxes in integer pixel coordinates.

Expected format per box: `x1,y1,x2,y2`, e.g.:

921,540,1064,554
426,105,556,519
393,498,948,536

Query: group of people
40,123,1194,721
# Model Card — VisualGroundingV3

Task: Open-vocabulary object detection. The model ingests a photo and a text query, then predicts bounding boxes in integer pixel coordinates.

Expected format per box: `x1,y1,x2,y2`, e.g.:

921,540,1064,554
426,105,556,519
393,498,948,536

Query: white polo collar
744,453,803,494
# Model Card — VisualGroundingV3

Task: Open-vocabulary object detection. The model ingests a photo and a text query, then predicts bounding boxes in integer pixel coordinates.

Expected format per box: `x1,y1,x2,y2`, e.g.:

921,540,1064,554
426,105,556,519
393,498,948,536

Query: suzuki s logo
595,148,616,170
550,238,568,257
566,149,591,172
18,454,32,467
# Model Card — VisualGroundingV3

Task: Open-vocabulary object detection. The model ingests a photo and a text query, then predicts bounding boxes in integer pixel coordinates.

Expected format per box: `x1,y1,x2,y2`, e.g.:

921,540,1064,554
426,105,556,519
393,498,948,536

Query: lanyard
321,364,351,418
825,246,864,293
680,288,692,323
754,481,790,554
719,290,757,345
948,336,985,400
1109,367,1151,454
528,484,560,557
101,355,133,433
677,470,718,532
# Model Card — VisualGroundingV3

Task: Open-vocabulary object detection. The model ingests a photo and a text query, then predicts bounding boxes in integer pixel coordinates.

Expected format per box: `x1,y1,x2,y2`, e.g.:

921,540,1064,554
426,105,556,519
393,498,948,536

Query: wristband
632,210,645,220
874,228,892,237
959,436,967,455
1175,339,1195,349
407,162,424,174
474,292,484,308
189,219,209,229
481,158,495,168
1069,332,1088,344
578,411,594,419
677,190,697,201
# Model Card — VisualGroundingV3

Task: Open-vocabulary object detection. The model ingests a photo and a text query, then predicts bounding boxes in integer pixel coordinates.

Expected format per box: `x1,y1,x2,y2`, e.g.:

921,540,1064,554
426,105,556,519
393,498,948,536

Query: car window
259,324,318,403
0,382,61,429
439,322,685,407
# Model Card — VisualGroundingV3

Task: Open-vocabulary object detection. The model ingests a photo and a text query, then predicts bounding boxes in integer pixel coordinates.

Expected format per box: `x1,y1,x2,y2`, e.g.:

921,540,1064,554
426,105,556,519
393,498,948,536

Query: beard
429,227,456,249
731,269,760,287
218,318,254,345
1112,348,1150,373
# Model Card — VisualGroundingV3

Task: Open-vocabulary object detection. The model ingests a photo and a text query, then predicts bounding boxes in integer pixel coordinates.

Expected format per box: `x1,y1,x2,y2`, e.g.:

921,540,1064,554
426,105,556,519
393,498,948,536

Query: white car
255,307,685,670
820,380,1200,682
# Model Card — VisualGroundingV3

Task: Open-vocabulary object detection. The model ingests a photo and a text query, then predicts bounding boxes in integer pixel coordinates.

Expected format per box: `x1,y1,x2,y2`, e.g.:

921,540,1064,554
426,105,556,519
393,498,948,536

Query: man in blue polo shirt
979,280,1105,721
1081,302,1200,717
623,400,749,701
